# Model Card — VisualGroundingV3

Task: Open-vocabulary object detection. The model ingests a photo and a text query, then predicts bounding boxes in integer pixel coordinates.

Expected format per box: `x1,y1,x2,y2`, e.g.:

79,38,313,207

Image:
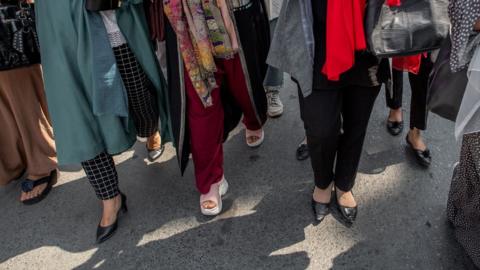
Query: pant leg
335,85,381,191
386,68,403,110
263,18,284,91
298,88,343,189
113,44,159,138
234,2,269,119
223,55,263,131
408,57,432,130
185,66,225,195
234,1,270,93
81,152,119,200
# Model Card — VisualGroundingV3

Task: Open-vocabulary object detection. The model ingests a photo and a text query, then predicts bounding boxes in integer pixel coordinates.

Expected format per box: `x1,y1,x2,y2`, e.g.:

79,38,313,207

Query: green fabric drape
35,0,171,165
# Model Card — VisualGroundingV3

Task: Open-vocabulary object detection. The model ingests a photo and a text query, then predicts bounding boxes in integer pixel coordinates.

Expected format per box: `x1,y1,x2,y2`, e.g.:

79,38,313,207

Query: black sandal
21,170,57,205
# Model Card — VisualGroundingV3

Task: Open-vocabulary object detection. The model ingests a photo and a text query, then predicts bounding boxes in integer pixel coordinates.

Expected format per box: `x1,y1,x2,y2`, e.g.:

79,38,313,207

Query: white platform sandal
200,177,229,216
246,129,265,148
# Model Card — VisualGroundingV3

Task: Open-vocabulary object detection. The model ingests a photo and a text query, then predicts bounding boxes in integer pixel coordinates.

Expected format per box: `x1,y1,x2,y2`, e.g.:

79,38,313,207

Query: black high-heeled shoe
96,192,128,244
335,192,357,224
311,199,330,223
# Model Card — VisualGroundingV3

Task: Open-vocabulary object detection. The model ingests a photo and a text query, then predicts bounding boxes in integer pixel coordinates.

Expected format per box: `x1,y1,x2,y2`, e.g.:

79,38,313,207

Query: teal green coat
35,0,171,165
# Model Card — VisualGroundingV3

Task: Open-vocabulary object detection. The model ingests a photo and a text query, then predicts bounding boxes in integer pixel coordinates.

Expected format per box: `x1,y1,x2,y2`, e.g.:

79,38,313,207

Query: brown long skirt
0,64,57,184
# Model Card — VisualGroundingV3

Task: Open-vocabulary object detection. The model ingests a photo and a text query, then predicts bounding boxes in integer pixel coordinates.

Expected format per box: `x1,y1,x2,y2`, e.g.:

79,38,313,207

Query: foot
96,193,127,244
407,129,427,151
100,194,123,227
200,178,229,216
387,109,404,136
147,132,164,161
311,184,333,222
406,129,432,167
335,188,358,223
266,90,284,118
246,128,265,148
147,131,162,150
388,108,403,123
20,170,57,205
20,181,48,202
336,189,357,208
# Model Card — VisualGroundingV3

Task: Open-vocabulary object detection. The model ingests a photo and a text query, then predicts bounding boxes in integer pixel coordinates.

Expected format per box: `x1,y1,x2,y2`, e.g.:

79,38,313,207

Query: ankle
246,127,262,133
388,109,403,121
103,195,121,212
101,195,121,225
313,186,333,203
408,129,422,140
147,132,161,150
336,189,357,207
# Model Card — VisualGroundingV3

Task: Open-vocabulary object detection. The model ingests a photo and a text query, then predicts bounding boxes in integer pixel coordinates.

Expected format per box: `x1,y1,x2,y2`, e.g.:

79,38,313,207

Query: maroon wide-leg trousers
185,55,262,194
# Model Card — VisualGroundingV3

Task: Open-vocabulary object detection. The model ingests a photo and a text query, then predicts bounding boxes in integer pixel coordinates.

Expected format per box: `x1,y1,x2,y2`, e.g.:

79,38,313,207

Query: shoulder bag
427,36,468,122
0,0,40,71
365,0,450,57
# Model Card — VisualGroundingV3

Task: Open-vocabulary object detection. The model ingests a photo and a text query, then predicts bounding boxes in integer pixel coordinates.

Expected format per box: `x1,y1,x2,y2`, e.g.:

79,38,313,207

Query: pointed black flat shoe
338,205,358,224
96,193,128,244
311,199,330,223
335,192,357,224
405,136,432,167
387,120,404,136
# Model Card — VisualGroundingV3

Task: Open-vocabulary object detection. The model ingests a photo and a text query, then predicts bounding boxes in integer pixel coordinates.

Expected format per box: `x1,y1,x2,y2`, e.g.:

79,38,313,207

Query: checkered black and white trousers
81,44,159,200
114,44,159,138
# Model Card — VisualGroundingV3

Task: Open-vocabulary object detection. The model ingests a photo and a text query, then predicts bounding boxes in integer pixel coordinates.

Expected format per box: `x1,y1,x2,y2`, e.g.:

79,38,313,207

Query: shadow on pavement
0,140,312,270
0,81,473,269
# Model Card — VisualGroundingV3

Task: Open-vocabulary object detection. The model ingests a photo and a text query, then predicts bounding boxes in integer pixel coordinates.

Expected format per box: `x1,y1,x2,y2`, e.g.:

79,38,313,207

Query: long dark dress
447,132,480,268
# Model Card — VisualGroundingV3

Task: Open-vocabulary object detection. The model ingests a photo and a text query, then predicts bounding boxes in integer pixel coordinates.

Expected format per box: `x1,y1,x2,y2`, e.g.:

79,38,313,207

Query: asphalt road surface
0,76,476,270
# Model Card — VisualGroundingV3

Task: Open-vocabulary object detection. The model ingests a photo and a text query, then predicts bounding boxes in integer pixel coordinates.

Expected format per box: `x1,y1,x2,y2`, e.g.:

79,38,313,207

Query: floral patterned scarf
164,0,236,107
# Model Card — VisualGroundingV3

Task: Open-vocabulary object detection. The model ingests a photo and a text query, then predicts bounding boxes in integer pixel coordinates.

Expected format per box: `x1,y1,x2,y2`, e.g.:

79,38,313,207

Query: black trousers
81,44,159,200
385,57,433,130
234,0,270,93
299,85,381,192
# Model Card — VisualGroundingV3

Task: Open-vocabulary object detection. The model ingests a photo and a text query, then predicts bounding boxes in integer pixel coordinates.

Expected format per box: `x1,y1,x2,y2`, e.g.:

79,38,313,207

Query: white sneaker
266,90,284,117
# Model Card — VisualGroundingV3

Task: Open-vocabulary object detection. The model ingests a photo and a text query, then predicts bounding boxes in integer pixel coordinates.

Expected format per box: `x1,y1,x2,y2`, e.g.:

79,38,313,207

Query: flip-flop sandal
200,178,229,216
21,170,57,205
246,129,265,148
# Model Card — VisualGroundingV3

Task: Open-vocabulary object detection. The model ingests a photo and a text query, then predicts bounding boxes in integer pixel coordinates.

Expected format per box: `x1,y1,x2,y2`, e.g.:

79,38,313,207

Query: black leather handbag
0,1,40,71
427,36,468,122
85,0,122,11
365,0,450,57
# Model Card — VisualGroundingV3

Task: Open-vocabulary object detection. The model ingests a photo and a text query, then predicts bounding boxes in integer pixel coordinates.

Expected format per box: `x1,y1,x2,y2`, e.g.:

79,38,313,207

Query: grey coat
266,0,315,97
